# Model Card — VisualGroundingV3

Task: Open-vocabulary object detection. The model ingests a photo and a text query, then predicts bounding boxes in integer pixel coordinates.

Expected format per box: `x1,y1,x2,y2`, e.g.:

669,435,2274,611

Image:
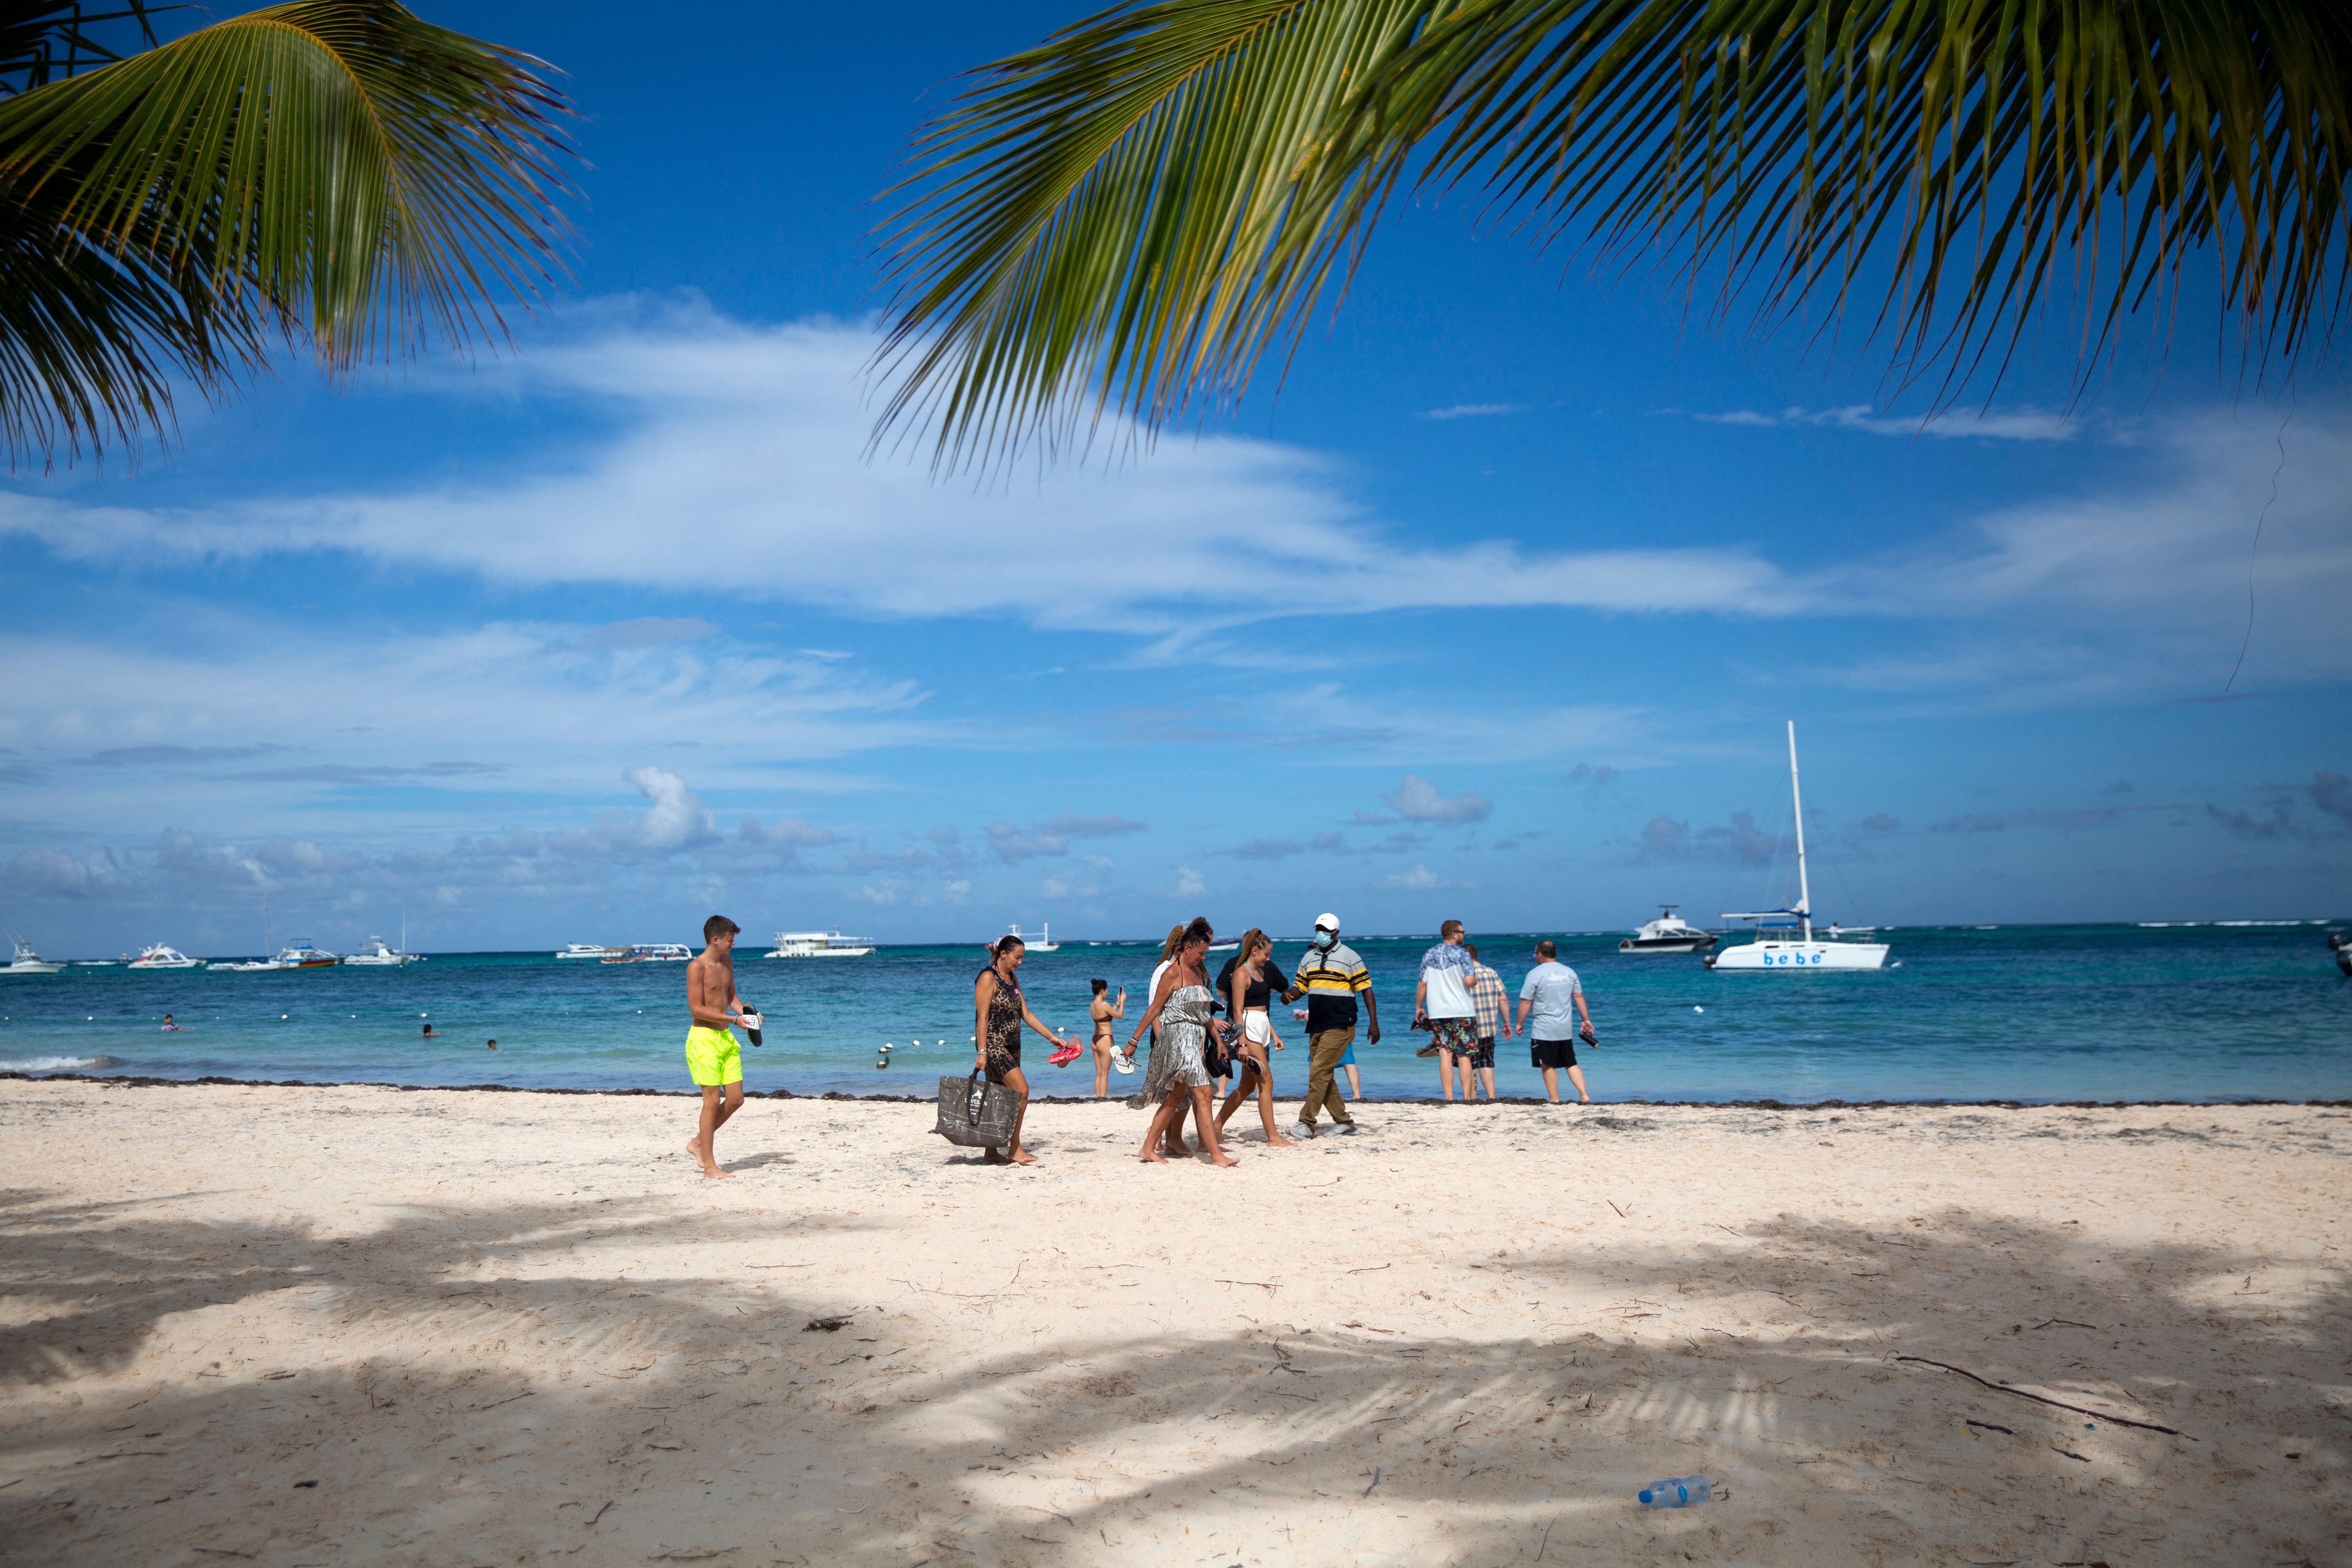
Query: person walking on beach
1215,929,1296,1147
1416,920,1481,1101
1088,978,1126,1098
1128,918,1240,1167
973,936,1067,1165
684,915,761,1180
1464,942,1513,1101
1285,912,1376,1138
1134,923,1199,1154
1516,939,1597,1104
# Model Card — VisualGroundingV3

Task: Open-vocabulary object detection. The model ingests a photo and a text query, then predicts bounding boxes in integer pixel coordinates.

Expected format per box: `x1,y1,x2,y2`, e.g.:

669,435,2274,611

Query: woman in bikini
972,935,1067,1165
1088,978,1127,1098
1127,918,1239,1167
1215,929,1296,1147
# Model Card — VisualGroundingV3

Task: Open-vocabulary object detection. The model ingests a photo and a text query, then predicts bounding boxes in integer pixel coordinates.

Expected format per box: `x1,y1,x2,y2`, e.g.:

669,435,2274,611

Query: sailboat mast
1787,721,1812,943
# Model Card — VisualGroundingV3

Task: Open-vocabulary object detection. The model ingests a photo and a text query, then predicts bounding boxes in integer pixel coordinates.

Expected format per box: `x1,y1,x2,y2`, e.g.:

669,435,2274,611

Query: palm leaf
875,0,2352,470
0,0,574,469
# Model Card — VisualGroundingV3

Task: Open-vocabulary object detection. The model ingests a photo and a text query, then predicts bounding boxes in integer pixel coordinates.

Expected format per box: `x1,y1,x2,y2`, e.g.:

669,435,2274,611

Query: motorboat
1618,907,1717,954
764,930,877,958
128,943,203,970
1007,922,1059,953
1705,723,1891,973
1,940,65,975
343,937,422,967
274,941,341,968
211,956,289,971
604,942,690,964
556,942,618,960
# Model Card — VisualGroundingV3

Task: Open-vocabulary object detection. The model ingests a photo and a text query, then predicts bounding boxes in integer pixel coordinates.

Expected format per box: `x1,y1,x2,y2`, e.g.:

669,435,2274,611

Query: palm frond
0,1,169,96
0,0,575,469
876,0,2352,470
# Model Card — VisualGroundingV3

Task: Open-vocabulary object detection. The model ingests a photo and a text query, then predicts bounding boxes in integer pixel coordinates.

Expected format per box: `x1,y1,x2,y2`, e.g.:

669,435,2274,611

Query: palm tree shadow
1,1196,2342,1566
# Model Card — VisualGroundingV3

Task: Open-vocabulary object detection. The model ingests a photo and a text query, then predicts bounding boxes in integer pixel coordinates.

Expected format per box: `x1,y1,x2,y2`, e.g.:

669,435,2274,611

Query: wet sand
1,1080,2345,1566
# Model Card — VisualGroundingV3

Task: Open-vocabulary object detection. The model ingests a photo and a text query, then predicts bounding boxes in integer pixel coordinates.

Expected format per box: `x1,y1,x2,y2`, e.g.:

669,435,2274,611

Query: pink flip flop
1047,1038,1084,1067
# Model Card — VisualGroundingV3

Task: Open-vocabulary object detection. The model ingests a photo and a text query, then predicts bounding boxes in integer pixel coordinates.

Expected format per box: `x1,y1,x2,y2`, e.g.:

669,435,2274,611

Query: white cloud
1698,403,2080,441
1174,866,1206,896
0,305,1804,639
1385,773,1493,824
1421,403,1524,421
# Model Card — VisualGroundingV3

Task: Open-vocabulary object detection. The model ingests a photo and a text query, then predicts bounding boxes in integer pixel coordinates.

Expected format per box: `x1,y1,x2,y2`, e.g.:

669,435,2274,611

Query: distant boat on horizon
1007,922,1059,953
1618,907,1717,955
764,930,876,959
1,939,64,975
128,942,203,970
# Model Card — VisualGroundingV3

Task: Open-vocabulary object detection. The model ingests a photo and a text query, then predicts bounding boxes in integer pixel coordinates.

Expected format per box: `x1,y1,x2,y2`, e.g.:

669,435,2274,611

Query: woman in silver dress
1125,917,1240,1167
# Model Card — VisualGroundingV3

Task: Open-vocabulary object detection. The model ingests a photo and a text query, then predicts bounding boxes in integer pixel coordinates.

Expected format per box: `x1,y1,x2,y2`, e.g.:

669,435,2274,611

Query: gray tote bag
934,1070,1020,1148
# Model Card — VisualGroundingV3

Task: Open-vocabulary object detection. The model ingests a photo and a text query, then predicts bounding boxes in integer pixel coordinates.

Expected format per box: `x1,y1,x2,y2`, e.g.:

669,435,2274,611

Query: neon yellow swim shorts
684,1025,742,1087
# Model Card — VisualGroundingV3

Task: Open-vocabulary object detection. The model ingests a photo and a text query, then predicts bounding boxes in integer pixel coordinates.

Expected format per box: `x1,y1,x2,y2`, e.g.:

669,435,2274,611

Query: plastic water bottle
1637,1475,1713,1508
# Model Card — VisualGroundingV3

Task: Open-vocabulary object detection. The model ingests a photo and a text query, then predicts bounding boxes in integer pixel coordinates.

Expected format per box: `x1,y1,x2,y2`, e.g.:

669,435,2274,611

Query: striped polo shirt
1290,938,1371,1032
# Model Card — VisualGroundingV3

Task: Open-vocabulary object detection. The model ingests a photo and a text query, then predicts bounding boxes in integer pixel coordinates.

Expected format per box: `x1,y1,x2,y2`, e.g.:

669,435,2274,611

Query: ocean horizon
4,920,2345,1105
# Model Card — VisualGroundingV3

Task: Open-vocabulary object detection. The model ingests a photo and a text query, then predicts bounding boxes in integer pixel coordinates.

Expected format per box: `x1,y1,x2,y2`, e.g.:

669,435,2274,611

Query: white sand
1,1080,2346,1567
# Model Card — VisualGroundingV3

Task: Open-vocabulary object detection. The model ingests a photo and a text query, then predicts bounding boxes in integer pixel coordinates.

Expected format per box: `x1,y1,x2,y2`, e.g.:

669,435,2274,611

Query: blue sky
1,0,2347,956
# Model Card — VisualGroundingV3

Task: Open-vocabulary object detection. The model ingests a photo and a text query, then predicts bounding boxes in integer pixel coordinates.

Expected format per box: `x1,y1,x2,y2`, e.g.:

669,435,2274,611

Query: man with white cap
1283,911,1379,1138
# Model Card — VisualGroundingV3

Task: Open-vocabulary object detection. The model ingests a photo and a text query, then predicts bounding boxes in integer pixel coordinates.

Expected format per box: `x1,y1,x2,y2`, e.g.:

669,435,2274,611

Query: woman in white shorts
1215,929,1297,1147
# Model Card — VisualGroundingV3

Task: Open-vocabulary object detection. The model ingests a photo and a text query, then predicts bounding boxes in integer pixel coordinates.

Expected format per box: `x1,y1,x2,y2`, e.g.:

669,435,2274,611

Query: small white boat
1,940,65,975
1706,723,1891,973
274,941,341,969
342,937,422,967
128,943,203,970
211,956,290,972
1007,922,1059,953
1618,906,1717,954
764,930,877,959
604,942,690,964
555,942,618,960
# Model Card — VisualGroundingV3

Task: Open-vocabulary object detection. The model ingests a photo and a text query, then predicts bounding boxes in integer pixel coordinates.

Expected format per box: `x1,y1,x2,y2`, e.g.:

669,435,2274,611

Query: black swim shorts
1530,1036,1578,1070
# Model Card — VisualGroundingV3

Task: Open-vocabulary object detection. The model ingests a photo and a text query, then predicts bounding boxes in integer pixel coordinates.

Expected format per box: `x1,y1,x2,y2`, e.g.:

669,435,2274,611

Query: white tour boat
556,942,618,960
604,942,691,964
343,937,422,967
128,943,203,969
1706,723,1891,972
1,939,65,975
274,940,341,969
1006,922,1059,953
1618,906,1718,954
764,930,877,959
344,914,423,966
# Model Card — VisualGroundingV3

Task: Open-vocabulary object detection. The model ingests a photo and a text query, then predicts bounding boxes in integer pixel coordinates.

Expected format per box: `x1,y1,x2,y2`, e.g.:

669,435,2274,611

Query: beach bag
934,1070,1021,1147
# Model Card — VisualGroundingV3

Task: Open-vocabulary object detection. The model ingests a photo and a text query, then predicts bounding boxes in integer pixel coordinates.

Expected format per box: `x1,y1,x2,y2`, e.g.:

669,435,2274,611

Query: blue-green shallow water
3,922,2346,1103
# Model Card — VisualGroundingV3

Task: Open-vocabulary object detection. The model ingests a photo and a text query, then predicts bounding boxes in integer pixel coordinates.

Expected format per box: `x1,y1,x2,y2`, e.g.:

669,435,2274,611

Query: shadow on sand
1,1184,2344,1566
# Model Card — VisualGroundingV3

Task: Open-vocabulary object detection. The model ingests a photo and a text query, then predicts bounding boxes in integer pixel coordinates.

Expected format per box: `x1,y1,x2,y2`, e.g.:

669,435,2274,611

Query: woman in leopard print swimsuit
972,935,1067,1165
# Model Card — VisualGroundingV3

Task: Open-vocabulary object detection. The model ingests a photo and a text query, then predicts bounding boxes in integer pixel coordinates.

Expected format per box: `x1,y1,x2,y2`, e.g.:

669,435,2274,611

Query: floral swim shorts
1430,1018,1480,1056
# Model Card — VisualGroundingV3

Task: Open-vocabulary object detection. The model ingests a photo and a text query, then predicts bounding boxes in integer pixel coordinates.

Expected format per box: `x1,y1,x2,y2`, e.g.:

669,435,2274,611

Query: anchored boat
1619,907,1717,954
764,930,877,958
1706,723,1891,972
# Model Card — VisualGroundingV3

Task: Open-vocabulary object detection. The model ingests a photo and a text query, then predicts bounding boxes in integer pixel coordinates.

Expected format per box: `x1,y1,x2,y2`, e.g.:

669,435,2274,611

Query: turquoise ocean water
3,922,2346,1103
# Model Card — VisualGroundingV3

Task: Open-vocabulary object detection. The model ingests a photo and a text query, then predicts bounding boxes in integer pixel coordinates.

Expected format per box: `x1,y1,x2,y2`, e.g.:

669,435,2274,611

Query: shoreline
4,1067,2348,1109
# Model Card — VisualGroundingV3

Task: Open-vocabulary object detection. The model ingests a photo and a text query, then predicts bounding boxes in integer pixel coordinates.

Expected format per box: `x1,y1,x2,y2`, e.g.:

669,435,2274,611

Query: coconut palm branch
0,0,574,469
875,0,2352,470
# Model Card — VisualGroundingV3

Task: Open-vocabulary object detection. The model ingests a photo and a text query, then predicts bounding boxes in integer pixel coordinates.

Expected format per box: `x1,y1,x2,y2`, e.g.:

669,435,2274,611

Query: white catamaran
1706,723,1891,972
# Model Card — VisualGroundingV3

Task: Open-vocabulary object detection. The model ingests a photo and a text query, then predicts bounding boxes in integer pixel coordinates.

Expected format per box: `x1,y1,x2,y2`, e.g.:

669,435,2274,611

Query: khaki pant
1298,1026,1356,1128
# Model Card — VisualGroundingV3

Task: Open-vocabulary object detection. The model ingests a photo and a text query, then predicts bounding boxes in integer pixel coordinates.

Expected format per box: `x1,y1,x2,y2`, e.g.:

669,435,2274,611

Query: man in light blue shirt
1516,939,1596,1104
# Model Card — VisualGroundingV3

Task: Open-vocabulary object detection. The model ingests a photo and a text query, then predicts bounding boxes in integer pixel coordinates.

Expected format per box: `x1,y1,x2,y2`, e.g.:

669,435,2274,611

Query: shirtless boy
684,915,760,1179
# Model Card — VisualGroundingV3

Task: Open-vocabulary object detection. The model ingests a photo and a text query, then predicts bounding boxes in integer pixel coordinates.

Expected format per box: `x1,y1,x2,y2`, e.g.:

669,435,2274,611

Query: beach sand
1,1079,2345,1567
